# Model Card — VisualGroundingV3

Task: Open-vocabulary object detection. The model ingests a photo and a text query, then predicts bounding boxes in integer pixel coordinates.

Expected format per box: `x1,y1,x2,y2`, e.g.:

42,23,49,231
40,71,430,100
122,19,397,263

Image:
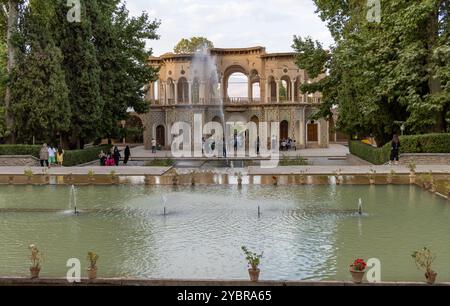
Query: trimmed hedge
349,141,391,165
0,145,41,157
393,133,450,154
63,145,112,167
350,133,450,165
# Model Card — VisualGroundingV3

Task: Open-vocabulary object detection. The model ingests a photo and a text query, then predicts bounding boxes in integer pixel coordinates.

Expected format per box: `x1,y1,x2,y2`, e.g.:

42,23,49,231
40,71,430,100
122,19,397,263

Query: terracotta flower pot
30,267,40,279
87,268,97,280
426,271,437,285
349,268,365,284
248,268,260,282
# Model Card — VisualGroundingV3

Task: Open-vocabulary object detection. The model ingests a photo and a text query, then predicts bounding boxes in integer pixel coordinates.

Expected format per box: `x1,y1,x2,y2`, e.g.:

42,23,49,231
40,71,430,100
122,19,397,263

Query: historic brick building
135,46,333,150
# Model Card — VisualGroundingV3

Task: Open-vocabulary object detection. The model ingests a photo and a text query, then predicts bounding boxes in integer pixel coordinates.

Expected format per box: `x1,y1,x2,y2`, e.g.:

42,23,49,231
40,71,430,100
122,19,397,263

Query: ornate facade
138,46,330,150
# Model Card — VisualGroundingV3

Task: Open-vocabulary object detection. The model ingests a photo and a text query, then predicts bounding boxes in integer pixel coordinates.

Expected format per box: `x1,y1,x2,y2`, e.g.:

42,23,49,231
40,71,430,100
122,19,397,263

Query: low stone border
0,277,449,286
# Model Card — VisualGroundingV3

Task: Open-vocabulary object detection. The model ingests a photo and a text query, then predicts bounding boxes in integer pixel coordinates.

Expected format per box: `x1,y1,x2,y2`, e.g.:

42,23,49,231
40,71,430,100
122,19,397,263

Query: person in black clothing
113,146,121,166
256,136,260,156
390,134,401,165
124,146,131,166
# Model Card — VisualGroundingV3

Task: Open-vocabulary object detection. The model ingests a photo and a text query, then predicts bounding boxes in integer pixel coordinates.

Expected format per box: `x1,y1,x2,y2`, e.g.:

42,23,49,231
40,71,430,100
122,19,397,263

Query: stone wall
399,154,450,165
0,156,39,167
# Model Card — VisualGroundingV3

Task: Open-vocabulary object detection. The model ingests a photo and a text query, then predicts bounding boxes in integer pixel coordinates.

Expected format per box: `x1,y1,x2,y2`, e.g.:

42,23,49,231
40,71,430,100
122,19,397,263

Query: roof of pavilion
147,47,296,62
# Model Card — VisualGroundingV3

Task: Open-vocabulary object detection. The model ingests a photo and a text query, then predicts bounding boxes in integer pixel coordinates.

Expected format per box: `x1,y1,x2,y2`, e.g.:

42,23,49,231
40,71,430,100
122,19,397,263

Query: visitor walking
39,144,49,168
106,153,115,166
151,138,157,154
113,146,121,166
48,145,56,166
56,146,65,167
99,150,107,166
390,134,401,165
124,145,131,166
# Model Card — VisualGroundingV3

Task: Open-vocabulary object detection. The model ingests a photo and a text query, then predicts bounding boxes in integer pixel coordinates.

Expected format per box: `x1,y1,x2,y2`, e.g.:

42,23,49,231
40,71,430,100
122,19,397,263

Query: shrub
349,141,391,165
279,155,308,166
145,158,174,167
0,145,41,157
350,133,450,164
392,134,450,154
63,145,112,167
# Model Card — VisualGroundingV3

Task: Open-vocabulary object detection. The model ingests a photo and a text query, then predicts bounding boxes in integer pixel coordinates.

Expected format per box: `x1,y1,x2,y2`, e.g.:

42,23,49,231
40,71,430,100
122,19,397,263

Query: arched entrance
307,121,319,143
177,77,189,104
280,120,289,140
156,125,166,147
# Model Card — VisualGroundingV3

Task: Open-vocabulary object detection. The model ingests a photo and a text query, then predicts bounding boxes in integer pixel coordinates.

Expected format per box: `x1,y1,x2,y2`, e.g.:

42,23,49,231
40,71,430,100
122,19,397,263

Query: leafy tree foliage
293,0,449,146
174,37,214,53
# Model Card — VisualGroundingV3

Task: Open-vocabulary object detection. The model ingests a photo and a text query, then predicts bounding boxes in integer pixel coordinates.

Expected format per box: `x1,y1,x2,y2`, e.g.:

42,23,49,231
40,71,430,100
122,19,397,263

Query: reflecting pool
0,185,449,281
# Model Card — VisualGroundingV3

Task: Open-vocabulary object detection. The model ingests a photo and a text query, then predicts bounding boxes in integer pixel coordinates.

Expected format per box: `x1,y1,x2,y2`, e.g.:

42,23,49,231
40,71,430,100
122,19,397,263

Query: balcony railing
150,96,322,107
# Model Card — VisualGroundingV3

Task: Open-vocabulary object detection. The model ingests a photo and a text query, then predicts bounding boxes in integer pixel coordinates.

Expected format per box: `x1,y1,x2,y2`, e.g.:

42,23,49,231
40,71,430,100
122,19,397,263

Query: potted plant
87,252,99,280
368,169,376,185
242,246,263,282
29,244,43,279
109,170,118,184
349,258,367,284
24,168,33,184
412,247,437,285
272,176,278,186
236,172,243,186
387,169,395,184
408,163,417,184
88,169,95,184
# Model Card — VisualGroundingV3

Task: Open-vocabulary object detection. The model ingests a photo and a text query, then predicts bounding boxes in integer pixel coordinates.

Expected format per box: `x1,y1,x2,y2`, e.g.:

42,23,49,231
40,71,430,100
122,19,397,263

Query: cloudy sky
126,0,334,57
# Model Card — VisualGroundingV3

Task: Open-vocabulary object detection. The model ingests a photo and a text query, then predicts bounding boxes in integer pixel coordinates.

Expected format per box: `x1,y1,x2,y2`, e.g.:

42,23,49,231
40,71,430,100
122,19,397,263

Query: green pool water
0,184,448,282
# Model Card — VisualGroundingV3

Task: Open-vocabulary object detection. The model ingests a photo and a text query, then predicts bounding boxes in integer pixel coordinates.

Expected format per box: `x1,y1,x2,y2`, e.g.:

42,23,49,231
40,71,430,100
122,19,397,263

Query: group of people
280,138,297,151
39,144,64,167
99,145,131,167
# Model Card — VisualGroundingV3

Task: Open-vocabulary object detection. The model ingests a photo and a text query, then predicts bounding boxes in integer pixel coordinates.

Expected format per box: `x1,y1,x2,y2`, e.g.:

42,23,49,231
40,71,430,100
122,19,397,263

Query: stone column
174,81,178,104
318,118,329,148
188,81,192,104
291,80,296,103
265,80,270,103
299,107,306,149
248,81,253,103
276,80,280,103
221,77,226,102
163,82,167,105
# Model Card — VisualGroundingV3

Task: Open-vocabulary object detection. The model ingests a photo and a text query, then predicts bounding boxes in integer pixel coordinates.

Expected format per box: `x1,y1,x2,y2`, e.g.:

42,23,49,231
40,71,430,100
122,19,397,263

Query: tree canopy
174,37,214,53
1,0,160,147
293,0,449,146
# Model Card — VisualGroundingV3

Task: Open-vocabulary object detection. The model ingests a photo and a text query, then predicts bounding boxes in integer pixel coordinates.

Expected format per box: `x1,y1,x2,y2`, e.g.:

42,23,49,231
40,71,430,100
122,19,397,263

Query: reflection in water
0,185,448,281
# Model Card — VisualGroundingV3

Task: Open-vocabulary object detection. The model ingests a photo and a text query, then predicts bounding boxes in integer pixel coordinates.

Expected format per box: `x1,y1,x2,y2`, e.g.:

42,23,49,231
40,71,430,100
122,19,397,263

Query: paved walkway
249,165,450,175
0,165,448,176
128,144,350,159
0,166,170,176
0,277,448,286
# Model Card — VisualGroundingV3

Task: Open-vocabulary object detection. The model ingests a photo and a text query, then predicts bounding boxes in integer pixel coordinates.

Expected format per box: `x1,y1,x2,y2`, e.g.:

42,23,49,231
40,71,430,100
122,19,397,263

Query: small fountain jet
70,185,79,215
358,198,363,215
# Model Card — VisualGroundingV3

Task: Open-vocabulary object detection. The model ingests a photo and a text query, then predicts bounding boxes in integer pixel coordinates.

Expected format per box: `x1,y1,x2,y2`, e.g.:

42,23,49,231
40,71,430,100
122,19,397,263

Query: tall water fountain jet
69,185,78,215
191,47,227,158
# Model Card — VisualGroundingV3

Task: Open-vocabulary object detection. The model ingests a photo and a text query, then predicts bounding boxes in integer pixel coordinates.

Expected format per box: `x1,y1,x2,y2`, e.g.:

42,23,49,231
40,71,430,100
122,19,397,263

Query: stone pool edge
0,278,449,286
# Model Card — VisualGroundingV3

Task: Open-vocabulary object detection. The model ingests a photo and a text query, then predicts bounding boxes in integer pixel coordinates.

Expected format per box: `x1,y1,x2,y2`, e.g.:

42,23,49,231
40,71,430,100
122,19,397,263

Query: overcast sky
126,0,334,57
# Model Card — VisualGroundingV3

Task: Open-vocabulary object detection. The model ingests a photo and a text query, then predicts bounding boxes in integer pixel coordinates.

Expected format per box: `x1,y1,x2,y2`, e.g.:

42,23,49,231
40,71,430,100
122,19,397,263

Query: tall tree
11,0,71,144
294,0,450,146
3,0,19,143
56,0,103,149
174,37,214,53
92,1,160,141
